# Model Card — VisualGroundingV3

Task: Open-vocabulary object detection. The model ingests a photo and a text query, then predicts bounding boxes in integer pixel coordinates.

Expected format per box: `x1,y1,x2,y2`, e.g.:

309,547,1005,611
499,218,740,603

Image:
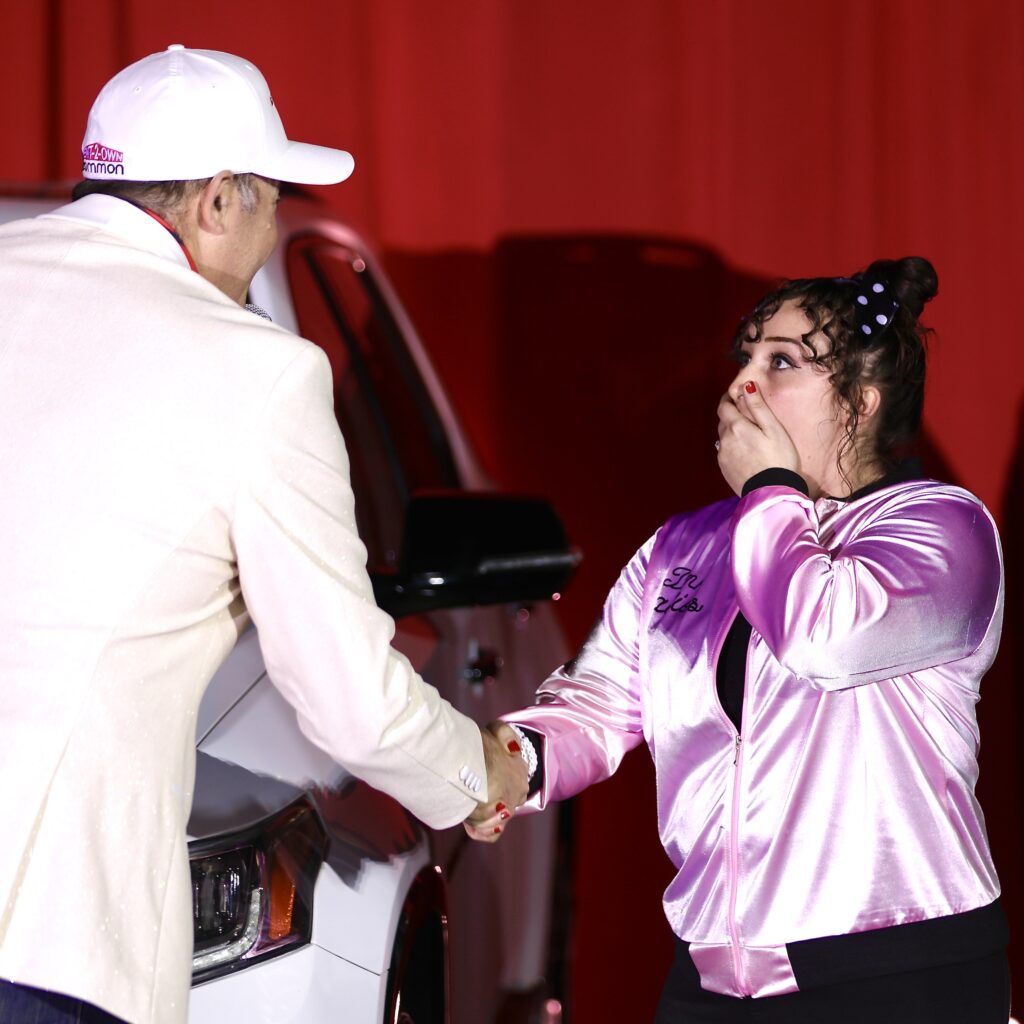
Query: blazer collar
42,193,193,271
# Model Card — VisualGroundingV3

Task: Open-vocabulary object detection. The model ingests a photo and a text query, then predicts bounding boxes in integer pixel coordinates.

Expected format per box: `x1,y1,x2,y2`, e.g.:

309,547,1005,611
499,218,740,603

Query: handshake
463,721,530,844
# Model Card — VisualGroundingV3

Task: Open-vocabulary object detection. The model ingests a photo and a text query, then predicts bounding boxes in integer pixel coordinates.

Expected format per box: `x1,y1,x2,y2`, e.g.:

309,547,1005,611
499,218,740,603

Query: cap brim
257,141,355,185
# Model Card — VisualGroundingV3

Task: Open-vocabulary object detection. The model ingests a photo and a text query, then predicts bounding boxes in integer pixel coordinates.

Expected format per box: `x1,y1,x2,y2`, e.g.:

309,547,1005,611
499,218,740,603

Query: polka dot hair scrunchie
851,279,899,338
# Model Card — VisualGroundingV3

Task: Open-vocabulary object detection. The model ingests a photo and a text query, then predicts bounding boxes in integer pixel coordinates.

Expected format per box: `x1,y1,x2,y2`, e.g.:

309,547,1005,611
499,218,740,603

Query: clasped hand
464,722,527,843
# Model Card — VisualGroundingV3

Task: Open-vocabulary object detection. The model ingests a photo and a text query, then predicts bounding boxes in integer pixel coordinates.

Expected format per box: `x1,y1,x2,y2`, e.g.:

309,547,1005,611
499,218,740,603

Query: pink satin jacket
510,479,1004,997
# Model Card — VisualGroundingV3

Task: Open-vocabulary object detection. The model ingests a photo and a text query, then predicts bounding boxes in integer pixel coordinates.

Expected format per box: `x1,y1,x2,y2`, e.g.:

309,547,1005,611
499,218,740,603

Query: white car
0,187,577,1024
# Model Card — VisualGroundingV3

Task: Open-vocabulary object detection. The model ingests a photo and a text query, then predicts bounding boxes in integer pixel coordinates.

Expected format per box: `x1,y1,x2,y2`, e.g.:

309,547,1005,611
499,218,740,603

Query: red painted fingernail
493,826,502,834
500,811,511,820
495,803,506,812
507,741,521,754
744,381,756,394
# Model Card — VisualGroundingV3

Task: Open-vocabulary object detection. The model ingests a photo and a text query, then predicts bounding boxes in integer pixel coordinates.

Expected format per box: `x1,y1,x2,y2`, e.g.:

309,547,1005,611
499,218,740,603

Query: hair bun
862,256,938,319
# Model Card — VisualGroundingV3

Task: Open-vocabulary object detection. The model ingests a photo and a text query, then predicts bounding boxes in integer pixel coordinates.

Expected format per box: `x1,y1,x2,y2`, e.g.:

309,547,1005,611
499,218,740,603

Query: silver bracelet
507,723,538,780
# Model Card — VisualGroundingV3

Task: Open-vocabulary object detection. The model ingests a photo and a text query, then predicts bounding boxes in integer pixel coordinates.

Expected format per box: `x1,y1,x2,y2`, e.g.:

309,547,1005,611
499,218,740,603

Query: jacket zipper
710,609,751,997
726,731,750,996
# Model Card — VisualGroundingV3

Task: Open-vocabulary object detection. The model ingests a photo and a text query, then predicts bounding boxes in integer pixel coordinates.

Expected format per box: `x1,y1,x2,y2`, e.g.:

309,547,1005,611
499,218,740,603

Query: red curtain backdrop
3,2,1021,1020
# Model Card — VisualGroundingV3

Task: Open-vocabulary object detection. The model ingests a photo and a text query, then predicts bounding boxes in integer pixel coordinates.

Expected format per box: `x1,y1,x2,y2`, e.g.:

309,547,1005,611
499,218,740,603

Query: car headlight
189,797,327,984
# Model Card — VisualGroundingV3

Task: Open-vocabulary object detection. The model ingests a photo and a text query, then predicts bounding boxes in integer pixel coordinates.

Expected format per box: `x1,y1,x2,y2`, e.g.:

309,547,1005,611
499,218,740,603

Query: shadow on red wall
386,237,1022,1022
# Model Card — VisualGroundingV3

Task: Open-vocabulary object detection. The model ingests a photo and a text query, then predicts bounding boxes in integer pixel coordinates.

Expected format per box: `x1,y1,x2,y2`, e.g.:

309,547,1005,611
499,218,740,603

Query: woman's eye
770,353,796,370
735,352,751,367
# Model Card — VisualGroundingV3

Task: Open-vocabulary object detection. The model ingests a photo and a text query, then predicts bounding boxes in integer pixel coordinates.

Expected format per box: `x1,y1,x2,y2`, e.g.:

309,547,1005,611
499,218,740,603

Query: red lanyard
140,207,197,272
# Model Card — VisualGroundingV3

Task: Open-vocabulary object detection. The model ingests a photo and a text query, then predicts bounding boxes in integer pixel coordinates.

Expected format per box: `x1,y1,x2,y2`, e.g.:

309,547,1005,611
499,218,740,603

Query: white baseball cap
82,45,355,185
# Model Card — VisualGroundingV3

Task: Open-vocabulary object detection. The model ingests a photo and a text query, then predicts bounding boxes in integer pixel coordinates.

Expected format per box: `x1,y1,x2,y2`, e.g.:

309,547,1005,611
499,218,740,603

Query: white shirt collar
42,194,193,271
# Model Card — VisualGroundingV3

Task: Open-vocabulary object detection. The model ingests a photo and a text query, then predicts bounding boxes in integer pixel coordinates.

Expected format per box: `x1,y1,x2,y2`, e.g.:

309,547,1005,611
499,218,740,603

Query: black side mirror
370,493,581,619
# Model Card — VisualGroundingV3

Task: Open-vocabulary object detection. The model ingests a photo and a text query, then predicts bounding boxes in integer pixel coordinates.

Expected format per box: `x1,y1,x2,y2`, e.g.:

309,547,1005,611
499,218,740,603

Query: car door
284,229,565,1023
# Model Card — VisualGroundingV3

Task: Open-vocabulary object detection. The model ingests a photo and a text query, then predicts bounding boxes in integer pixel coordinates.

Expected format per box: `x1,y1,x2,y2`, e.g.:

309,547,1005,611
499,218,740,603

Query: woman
469,257,1010,1022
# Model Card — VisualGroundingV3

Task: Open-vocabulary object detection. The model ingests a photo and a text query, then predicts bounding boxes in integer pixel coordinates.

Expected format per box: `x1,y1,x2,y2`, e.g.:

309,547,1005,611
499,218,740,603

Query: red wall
5,2,1021,1019
5,1,1019,529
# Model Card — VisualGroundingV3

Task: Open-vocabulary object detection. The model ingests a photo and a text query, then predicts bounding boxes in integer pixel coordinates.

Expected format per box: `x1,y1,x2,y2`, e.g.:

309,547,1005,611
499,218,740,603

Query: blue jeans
0,980,125,1023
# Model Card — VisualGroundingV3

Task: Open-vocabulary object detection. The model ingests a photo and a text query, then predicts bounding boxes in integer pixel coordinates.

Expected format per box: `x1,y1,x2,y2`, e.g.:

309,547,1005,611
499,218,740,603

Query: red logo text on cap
83,142,124,176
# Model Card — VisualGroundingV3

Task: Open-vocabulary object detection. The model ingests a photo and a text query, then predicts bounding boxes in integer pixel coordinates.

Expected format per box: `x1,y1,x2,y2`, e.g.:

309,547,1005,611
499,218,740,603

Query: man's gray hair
70,173,261,220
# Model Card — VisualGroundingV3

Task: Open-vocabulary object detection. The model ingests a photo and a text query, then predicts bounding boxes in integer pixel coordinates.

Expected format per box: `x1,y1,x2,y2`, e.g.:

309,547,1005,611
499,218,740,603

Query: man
0,46,524,1023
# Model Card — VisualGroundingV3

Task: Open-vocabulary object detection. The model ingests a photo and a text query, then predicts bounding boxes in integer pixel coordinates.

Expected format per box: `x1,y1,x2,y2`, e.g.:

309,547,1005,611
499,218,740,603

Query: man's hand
464,722,527,843
717,381,800,495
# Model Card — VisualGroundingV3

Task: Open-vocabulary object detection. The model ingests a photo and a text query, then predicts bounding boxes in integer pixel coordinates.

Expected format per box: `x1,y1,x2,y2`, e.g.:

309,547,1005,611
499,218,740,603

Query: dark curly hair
731,256,938,477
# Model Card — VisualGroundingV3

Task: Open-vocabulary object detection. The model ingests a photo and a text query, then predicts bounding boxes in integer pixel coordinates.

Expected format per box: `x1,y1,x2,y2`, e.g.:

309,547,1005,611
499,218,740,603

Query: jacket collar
41,194,193,271
845,457,924,503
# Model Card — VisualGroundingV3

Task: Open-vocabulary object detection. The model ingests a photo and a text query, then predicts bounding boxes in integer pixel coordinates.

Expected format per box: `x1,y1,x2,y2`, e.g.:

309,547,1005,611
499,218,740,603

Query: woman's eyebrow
761,335,805,345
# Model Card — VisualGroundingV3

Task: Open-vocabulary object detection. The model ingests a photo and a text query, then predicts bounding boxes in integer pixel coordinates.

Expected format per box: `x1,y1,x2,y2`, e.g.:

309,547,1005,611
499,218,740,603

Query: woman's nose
729,365,758,400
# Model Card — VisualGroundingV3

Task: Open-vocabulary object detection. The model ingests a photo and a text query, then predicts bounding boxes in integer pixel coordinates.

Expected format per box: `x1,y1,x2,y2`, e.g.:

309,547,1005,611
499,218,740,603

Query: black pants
654,943,1011,1023
0,980,126,1023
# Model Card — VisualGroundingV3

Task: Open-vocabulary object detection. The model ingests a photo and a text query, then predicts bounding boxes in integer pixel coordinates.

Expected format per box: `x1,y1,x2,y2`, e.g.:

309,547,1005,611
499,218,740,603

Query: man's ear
195,171,236,235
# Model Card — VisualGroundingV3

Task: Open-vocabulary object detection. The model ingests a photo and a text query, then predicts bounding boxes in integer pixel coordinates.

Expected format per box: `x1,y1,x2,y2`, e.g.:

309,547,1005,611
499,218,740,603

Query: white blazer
0,197,486,1023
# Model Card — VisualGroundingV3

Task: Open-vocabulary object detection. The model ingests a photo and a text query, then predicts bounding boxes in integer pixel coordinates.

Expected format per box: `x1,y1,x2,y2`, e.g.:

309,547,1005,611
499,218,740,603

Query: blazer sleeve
231,344,485,828
731,483,1004,690
504,534,655,810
